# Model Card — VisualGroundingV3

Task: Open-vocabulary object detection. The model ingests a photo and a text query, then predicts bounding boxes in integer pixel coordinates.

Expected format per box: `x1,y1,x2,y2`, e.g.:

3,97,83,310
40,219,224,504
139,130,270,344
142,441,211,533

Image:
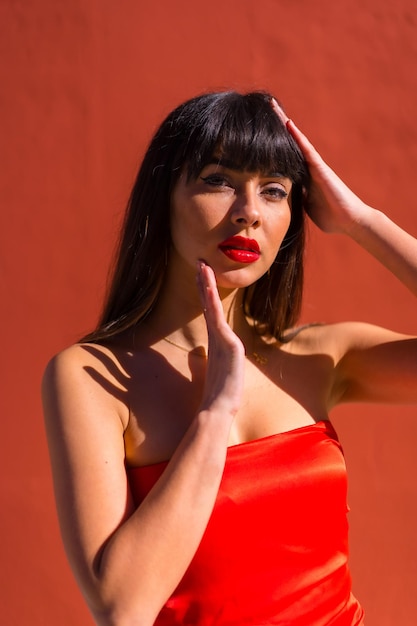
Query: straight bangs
181,92,306,184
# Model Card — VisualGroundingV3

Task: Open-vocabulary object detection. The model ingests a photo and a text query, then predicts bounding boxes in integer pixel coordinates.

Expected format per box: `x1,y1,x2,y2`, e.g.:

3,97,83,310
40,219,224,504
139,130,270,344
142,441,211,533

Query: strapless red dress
127,420,365,625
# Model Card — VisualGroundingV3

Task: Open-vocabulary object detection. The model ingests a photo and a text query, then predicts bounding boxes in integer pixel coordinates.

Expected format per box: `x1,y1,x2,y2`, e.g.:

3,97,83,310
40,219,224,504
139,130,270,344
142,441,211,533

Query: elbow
80,580,156,626
82,550,161,626
86,586,157,626
86,583,158,626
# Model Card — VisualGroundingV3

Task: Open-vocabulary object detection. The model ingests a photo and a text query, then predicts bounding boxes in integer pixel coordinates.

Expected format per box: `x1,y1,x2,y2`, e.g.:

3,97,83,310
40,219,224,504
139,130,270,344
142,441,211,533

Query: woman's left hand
271,99,369,236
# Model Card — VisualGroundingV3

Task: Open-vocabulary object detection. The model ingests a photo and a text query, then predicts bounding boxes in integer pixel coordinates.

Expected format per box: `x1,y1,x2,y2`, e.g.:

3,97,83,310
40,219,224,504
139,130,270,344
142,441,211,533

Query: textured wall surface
1,1,417,624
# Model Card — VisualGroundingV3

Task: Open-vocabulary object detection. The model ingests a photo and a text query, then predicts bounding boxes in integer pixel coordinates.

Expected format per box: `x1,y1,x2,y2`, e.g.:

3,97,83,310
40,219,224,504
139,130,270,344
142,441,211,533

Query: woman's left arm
273,100,417,297
297,133,417,298
272,100,417,404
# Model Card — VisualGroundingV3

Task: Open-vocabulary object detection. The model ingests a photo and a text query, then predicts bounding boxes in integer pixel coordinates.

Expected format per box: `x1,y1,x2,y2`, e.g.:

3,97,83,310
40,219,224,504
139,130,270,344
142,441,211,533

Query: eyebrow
206,157,287,179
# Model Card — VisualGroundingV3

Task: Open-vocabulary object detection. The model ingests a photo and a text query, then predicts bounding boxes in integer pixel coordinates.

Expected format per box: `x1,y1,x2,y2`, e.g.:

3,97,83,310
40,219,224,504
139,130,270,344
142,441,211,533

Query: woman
42,91,417,625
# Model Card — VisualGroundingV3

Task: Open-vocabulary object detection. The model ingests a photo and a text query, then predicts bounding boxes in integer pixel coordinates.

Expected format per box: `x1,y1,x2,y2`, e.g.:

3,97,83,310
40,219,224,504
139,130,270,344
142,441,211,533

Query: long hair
81,91,308,343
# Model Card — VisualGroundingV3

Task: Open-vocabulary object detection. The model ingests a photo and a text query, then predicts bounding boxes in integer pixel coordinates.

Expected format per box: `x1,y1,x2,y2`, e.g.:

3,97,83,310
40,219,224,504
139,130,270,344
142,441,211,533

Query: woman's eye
263,186,288,200
200,175,230,187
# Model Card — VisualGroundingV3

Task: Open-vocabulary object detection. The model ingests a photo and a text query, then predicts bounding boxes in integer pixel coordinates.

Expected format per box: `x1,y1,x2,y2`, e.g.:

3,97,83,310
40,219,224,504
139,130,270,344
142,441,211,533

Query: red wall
1,1,417,623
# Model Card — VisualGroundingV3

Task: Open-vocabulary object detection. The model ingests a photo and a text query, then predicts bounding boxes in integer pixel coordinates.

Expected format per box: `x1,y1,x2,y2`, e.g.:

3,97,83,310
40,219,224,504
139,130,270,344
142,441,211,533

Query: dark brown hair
81,91,308,343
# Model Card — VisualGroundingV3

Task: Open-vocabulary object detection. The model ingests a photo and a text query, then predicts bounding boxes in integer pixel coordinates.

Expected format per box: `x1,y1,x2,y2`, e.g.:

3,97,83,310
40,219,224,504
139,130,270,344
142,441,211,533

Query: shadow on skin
79,339,337,467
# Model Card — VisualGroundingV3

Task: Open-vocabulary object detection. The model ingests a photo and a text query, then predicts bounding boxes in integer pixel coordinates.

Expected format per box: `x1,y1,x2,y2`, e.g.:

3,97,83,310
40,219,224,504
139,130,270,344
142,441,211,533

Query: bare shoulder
281,321,416,360
42,342,130,431
43,341,129,378
280,322,346,358
282,321,417,405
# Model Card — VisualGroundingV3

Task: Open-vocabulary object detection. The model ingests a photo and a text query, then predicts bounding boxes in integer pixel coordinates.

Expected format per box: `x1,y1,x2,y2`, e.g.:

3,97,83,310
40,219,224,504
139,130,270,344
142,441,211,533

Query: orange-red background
1,1,417,624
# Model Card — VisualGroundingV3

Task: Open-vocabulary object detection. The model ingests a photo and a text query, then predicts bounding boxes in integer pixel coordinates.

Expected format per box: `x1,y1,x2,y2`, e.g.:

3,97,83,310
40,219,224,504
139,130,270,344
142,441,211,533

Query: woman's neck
141,277,250,352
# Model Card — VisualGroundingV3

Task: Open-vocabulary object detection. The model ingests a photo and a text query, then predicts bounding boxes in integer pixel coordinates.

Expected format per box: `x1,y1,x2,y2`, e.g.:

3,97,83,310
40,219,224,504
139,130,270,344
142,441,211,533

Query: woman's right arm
42,262,244,626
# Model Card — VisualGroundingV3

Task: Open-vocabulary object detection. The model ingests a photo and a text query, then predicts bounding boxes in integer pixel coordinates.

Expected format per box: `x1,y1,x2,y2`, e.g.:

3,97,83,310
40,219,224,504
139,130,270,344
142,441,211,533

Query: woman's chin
214,267,268,291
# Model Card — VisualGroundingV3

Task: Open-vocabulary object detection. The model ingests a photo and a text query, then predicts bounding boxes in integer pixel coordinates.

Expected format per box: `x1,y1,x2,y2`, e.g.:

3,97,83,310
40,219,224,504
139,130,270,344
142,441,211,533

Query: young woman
42,91,417,625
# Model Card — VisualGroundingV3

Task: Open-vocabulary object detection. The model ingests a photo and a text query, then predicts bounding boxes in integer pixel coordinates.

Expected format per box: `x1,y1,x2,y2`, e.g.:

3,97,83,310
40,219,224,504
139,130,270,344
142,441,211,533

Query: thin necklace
163,335,208,357
163,334,268,365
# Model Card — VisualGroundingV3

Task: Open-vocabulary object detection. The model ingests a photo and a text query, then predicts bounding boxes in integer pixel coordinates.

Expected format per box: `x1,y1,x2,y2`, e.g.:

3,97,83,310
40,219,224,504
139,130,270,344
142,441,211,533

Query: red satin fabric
127,420,365,625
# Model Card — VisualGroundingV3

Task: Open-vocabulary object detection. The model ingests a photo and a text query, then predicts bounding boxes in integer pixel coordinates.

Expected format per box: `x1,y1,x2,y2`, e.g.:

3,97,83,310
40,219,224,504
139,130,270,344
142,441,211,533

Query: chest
123,346,336,466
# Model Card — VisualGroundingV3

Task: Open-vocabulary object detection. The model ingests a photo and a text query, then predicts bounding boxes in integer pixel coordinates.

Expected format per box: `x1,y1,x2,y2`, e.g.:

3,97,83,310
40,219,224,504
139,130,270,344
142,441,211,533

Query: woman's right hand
196,260,245,419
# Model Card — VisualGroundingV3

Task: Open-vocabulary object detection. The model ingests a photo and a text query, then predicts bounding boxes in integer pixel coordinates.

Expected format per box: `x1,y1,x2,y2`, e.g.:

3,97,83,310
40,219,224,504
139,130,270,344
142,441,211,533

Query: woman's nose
230,190,261,228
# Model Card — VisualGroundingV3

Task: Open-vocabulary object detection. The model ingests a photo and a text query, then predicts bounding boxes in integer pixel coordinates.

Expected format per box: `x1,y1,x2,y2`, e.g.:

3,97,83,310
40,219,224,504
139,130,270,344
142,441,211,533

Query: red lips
218,236,261,264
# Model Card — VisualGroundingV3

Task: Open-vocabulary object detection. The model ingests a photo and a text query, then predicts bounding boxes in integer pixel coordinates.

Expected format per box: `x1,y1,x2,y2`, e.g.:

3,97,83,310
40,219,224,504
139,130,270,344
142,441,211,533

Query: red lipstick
218,236,261,264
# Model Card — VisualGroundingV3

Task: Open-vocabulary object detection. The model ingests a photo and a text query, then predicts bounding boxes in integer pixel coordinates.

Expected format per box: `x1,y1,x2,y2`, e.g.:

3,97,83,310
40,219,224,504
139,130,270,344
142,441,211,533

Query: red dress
127,420,365,625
